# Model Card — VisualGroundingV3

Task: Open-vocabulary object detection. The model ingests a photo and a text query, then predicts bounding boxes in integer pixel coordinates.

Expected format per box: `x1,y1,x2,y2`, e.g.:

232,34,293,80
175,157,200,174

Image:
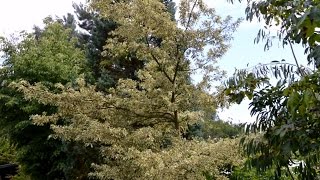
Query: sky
0,0,84,34
0,0,308,124
206,0,308,123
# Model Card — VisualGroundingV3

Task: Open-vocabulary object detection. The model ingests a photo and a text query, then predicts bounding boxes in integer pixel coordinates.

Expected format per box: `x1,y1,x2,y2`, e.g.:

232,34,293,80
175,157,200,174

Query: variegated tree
15,0,242,179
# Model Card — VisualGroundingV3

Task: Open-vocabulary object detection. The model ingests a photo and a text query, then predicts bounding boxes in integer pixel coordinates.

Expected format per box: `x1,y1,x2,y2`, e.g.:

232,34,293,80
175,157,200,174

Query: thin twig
185,0,198,31
288,40,303,76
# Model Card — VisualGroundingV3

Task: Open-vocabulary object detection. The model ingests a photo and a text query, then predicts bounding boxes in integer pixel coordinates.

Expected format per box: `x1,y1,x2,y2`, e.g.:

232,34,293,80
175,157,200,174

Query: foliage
73,3,122,88
0,20,84,84
74,1,171,90
11,0,243,178
0,137,16,165
185,120,242,140
13,79,244,179
86,0,240,131
231,165,295,180
241,72,320,179
224,61,312,105
73,0,175,91
0,20,91,179
225,0,320,179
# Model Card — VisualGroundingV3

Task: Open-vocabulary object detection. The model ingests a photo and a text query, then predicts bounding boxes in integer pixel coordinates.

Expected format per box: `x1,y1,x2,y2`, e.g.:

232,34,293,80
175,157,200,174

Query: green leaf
287,91,300,115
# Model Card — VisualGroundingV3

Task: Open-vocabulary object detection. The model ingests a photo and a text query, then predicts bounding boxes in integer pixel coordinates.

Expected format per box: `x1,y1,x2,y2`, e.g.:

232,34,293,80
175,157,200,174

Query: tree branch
185,0,198,31
145,35,174,83
288,40,303,76
112,105,174,121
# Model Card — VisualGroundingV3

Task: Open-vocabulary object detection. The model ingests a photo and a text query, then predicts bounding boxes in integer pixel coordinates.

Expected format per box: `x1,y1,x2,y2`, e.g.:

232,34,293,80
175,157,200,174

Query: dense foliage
0,137,16,165
0,0,247,179
0,20,91,179
185,120,242,140
6,0,318,179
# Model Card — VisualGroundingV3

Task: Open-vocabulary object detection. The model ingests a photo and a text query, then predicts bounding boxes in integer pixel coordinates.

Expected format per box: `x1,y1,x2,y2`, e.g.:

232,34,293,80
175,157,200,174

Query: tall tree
15,0,242,179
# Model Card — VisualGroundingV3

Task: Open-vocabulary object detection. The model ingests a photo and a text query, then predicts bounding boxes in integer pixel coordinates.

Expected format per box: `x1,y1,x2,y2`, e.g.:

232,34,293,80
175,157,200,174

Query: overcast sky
0,0,85,35
0,0,308,123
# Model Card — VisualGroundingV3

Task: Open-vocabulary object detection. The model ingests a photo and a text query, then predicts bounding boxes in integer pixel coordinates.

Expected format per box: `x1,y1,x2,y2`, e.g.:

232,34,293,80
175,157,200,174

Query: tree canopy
6,0,245,179
5,0,315,179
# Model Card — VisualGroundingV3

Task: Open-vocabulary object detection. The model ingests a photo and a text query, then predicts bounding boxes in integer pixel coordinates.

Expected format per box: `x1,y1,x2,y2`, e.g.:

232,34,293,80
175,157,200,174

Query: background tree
0,20,92,179
185,119,242,140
